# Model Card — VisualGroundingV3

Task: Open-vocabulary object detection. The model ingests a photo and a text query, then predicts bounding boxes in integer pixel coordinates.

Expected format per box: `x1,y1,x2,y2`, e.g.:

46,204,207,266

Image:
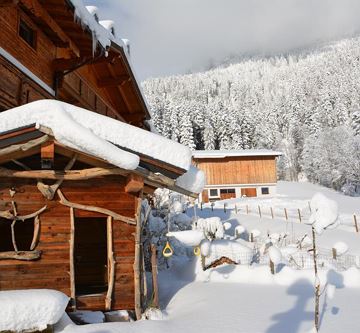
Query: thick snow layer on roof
193,149,282,159
0,289,69,332
175,166,205,193
0,100,192,171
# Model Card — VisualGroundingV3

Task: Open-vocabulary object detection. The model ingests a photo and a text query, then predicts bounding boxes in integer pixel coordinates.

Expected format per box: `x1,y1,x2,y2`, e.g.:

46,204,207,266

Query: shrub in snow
268,246,282,265
143,307,165,320
195,217,225,240
234,225,246,239
0,289,69,332
223,222,232,231
307,193,339,234
167,230,204,247
171,201,185,214
200,239,211,257
333,242,349,256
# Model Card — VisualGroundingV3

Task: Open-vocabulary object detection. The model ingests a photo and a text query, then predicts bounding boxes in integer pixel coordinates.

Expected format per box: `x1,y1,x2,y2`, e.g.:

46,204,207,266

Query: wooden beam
105,216,115,310
125,174,144,194
97,75,129,88
52,57,86,72
0,135,49,157
41,140,55,169
0,0,18,7
69,207,76,310
0,250,41,260
122,113,146,124
0,205,47,221
0,166,198,197
57,189,136,225
19,0,80,55
134,196,142,320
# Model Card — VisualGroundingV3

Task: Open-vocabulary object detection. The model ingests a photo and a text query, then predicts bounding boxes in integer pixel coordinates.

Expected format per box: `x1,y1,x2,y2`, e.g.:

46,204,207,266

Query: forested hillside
143,37,360,195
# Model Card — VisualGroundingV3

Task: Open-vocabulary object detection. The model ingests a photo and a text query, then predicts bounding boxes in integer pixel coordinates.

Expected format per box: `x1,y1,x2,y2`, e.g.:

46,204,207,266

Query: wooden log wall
0,5,126,122
194,156,277,185
0,175,137,311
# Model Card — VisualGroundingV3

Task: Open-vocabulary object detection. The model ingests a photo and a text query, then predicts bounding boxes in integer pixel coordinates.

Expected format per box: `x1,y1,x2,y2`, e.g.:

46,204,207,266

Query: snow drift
0,289,69,332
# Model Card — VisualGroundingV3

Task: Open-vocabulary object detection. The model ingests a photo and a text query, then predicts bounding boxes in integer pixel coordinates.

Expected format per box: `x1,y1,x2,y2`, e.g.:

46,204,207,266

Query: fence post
298,209,302,223
269,260,275,275
308,201,312,213
246,205,249,215
354,214,359,233
200,202,203,211
235,204,238,214
332,248,337,260
284,208,288,221
224,203,226,213
258,205,262,218
270,207,274,219
211,203,214,212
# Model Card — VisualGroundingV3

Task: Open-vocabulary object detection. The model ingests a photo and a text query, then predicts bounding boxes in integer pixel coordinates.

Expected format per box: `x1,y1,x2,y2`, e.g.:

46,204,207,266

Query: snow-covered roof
69,1,151,117
0,100,206,194
0,100,192,171
193,149,282,159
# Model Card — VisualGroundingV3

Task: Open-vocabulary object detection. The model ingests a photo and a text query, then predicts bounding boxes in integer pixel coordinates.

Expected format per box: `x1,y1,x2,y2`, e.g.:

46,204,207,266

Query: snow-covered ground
53,181,359,333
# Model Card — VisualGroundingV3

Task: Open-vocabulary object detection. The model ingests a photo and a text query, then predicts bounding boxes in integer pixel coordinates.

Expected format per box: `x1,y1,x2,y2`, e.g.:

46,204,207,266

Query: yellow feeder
193,246,201,256
162,241,174,258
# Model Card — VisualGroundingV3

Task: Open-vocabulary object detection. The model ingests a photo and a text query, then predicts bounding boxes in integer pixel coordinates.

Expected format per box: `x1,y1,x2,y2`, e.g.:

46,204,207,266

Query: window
19,19,36,49
0,218,35,252
220,188,235,194
209,189,219,197
261,187,270,195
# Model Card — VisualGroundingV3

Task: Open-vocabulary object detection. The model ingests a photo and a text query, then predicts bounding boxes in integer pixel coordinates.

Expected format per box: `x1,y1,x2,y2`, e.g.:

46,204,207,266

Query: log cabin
0,100,204,319
0,0,150,128
193,150,282,203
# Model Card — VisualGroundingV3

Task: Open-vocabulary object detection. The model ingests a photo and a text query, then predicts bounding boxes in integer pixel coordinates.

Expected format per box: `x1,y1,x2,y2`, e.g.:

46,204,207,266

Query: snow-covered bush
195,217,225,240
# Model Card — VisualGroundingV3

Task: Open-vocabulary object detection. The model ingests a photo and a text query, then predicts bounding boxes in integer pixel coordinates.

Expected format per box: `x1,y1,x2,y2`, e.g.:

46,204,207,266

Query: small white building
192,150,282,202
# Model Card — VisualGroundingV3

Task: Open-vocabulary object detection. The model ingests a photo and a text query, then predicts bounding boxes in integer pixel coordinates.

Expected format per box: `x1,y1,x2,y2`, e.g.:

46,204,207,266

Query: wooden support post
270,207,274,219
134,197,142,320
332,248,337,260
249,233,254,242
69,207,76,310
354,214,359,233
270,260,275,275
284,208,288,221
298,209,302,223
258,205,262,218
151,244,159,308
106,216,115,311
30,215,41,250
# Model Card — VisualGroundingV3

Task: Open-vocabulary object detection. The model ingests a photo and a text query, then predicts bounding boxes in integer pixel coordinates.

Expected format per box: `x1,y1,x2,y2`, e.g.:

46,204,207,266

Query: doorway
74,217,108,295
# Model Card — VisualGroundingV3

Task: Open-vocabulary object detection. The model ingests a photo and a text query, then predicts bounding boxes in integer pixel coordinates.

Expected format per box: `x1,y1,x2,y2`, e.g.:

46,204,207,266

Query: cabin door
74,217,108,296
241,188,257,197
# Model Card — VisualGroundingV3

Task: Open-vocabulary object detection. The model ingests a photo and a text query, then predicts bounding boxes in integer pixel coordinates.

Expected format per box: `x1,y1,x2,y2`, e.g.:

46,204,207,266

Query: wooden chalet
193,150,282,202
0,0,204,319
0,0,150,128
0,102,199,318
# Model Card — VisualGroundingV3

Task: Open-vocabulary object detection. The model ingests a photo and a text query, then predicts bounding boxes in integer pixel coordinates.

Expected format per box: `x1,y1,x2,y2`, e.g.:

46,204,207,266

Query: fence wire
202,246,359,272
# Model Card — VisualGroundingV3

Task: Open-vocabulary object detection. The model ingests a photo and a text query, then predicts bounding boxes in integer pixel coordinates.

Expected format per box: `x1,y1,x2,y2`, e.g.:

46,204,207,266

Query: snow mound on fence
0,100,193,172
0,289,69,332
307,192,339,234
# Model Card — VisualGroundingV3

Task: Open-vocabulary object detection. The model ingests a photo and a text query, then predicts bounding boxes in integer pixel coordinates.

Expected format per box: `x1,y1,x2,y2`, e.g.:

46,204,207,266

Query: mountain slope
142,37,360,194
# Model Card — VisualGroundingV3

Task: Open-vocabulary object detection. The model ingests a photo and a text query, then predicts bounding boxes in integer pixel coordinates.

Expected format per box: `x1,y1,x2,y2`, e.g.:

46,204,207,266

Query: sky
86,0,360,81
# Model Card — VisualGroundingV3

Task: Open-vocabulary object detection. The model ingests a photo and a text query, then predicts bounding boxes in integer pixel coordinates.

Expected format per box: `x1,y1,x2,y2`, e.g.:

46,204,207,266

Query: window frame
261,187,270,195
18,14,37,50
208,188,219,198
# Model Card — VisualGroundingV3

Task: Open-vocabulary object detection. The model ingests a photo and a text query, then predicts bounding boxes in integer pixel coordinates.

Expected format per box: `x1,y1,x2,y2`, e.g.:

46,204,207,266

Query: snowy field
53,181,360,333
